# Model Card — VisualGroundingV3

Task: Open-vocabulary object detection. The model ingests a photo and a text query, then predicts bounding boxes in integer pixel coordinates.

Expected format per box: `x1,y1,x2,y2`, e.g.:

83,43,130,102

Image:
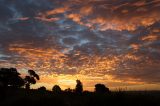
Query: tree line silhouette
0,67,110,94
0,68,160,106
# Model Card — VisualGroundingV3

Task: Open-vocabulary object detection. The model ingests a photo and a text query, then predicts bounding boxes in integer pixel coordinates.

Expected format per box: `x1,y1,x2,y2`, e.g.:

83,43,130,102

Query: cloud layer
0,0,160,89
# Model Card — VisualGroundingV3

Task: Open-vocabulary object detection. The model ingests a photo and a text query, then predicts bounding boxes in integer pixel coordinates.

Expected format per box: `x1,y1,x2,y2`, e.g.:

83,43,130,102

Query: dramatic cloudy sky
0,0,160,90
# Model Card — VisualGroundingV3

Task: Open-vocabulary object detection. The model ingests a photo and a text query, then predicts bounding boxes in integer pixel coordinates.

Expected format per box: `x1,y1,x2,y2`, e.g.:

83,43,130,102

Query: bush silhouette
95,84,110,93
64,88,73,93
52,85,62,93
75,80,83,94
38,86,46,91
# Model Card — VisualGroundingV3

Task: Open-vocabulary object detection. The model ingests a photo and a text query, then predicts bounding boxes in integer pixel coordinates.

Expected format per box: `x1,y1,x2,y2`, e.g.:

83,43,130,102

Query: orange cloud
67,13,82,24
124,53,140,61
8,44,68,71
5,42,160,91
46,7,69,16
141,34,158,41
35,0,160,31
130,44,140,50
153,29,160,33
35,16,59,22
35,6,69,22
80,6,93,15
132,1,146,6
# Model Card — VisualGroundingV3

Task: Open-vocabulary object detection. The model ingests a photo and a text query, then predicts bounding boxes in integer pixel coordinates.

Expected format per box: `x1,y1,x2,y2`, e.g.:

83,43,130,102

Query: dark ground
0,88,160,106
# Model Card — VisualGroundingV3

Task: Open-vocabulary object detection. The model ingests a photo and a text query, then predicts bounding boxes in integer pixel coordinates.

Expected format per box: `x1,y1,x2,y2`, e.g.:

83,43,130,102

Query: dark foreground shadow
0,88,160,106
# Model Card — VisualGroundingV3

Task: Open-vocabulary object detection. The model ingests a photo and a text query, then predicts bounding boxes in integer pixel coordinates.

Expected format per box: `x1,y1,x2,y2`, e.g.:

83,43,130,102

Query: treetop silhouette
24,70,39,89
52,85,62,93
0,68,24,88
28,70,40,80
75,79,83,94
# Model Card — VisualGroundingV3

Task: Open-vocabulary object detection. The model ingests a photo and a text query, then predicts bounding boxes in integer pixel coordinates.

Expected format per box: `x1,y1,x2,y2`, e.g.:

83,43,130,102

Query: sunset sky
0,0,160,91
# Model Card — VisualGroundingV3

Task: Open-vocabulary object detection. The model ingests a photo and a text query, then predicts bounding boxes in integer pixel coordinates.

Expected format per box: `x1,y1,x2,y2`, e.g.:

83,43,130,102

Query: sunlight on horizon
0,0,160,91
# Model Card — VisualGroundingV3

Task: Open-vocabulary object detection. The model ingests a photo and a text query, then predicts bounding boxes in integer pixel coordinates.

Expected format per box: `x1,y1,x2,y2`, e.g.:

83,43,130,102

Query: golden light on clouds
8,44,120,74
46,7,69,16
35,73,153,91
141,34,158,41
0,0,160,91
130,44,140,50
6,41,160,90
9,44,67,70
7,43,154,90
67,14,82,24
80,6,93,16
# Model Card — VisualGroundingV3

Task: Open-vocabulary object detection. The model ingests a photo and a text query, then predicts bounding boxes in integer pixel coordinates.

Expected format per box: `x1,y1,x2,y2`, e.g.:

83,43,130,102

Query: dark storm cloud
0,0,160,85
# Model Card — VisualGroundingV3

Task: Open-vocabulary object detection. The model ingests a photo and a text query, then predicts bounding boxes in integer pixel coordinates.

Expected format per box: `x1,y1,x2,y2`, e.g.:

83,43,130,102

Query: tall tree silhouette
75,80,83,94
24,70,39,89
95,84,110,93
0,68,24,88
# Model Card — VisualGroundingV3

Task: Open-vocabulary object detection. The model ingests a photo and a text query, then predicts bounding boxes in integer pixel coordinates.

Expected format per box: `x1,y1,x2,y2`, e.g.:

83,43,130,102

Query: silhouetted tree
52,85,62,93
75,80,83,94
24,70,39,89
38,86,46,91
95,84,110,93
0,68,24,88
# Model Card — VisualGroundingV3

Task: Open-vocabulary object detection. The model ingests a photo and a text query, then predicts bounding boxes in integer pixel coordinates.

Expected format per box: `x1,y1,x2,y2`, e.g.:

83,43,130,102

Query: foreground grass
0,88,160,106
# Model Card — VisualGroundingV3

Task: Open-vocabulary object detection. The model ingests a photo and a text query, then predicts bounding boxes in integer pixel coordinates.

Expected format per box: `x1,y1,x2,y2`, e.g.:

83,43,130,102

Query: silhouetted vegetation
52,85,62,93
95,83,110,94
75,79,83,94
0,68,24,88
64,88,73,93
24,70,39,89
0,67,160,106
38,86,46,91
